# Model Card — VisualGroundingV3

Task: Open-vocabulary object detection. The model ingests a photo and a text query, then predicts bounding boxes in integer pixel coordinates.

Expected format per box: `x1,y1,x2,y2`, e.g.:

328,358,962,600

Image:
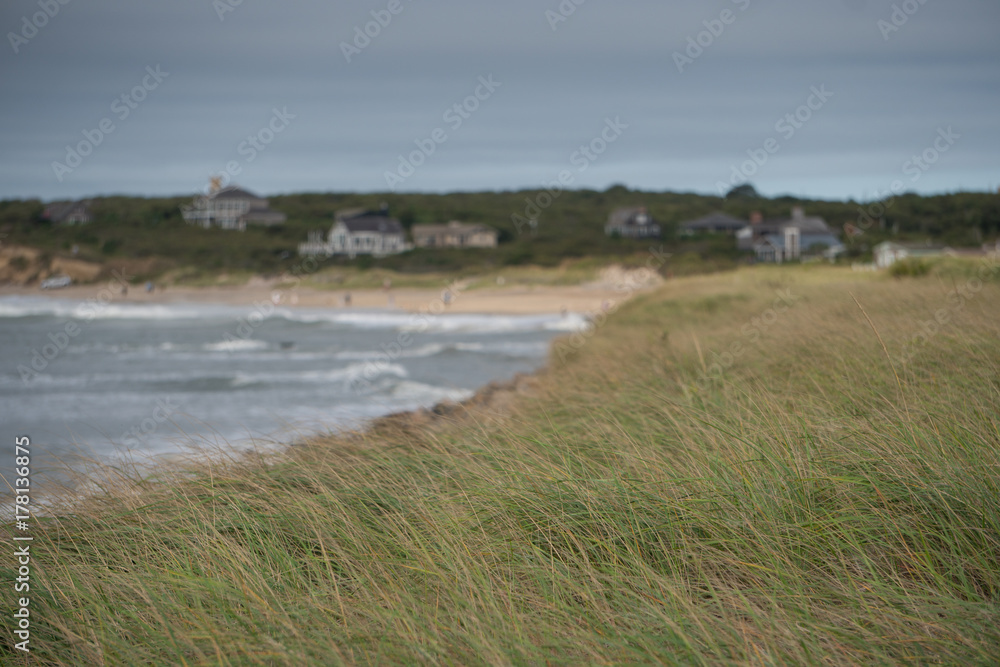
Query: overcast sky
1,0,997,202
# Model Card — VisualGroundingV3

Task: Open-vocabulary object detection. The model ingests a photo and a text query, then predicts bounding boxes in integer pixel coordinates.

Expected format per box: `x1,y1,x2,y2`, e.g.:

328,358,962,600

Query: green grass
5,266,1000,665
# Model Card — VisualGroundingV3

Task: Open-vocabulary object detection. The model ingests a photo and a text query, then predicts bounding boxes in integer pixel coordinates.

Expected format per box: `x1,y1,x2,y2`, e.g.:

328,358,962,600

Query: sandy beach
0,270,659,315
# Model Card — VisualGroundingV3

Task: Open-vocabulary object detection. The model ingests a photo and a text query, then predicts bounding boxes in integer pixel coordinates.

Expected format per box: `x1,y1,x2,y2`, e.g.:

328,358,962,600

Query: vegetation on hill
1,188,997,282
10,265,1000,665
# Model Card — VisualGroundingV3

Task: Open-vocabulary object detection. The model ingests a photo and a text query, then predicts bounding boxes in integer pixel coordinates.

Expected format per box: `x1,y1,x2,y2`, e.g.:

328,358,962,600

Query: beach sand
0,268,661,315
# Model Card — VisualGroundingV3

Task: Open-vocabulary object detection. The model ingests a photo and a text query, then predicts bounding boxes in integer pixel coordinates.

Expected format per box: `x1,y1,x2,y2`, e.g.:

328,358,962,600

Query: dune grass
5,264,1000,665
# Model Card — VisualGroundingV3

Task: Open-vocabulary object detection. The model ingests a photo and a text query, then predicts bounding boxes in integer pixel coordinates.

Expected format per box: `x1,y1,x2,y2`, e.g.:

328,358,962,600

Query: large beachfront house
736,207,844,263
298,208,408,258
181,180,286,231
605,207,661,239
411,221,499,249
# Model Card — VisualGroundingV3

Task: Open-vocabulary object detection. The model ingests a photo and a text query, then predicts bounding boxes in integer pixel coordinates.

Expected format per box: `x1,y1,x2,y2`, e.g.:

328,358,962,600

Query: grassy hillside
8,263,1000,665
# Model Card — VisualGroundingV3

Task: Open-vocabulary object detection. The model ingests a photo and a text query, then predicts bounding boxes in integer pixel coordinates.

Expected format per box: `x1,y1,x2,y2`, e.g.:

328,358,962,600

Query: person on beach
344,292,352,307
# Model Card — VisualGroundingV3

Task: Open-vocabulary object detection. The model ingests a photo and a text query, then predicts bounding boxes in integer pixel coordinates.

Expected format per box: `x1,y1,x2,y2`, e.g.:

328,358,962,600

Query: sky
1,0,998,203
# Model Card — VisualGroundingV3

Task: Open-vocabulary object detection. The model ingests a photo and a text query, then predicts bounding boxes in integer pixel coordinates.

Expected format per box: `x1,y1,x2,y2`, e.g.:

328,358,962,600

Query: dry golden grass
6,263,1000,665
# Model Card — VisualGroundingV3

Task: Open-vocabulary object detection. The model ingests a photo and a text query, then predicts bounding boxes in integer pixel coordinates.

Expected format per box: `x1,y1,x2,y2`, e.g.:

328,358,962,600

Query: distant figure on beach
383,278,393,306
560,306,568,318
145,281,154,293
121,284,128,298
442,290,452,306
343,292,352,307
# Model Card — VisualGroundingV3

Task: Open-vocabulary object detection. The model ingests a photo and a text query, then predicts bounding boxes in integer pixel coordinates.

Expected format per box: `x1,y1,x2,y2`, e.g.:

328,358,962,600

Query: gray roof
43,200,90,222
338,213,404,235
753,216,831,235
681,212,747,231
211,186,263,201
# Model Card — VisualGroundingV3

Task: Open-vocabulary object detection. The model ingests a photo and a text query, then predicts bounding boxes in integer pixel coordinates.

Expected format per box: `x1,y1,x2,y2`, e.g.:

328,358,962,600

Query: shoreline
0,280,646,316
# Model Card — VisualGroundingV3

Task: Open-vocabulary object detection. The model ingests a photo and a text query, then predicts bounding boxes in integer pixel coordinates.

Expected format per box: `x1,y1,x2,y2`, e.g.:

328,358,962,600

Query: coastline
0,282,637,316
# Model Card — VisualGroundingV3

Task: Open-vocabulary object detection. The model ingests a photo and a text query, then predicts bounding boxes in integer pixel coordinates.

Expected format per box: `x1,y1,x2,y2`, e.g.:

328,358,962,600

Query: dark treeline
2,187,998,277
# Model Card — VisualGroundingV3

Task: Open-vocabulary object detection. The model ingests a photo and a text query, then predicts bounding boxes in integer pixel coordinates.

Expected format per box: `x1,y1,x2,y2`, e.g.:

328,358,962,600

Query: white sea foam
389,380,474,404
0,296,591,334
203,339,268,353
228,363,408,388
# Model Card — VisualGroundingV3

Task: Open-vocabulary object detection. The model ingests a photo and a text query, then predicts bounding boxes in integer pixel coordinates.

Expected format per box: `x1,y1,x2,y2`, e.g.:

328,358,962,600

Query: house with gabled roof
181,180,286,231
299,207,409,258
605,207,661,239
736,207,843,262
412,221,498,248
43,200,92,225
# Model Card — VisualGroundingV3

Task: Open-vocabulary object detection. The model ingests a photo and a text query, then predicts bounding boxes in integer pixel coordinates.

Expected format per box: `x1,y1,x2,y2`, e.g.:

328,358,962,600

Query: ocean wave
0,296,591,333
229,362,408,388
389,380,474,404
0,296,219,321
203,339,268,353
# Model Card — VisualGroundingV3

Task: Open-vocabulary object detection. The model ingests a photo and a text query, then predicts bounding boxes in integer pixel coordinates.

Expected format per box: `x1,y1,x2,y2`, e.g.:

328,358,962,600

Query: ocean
0,295,586,487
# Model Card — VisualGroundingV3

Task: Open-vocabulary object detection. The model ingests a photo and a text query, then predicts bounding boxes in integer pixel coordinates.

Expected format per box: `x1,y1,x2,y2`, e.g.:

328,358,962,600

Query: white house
182,180,286,231
874,241,948,268
299,208,408,258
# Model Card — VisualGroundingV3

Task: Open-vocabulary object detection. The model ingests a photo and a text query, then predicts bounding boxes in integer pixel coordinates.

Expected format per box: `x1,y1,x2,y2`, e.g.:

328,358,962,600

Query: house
298,207,408,258
679,211,747,235
737,207,844,263
873,241,948,268
605,207,661,239
181,179,286,231
412,221,499,249
43,200,92,225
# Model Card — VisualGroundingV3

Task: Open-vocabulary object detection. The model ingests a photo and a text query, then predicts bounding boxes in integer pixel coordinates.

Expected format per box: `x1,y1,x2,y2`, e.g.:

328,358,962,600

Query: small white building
299,208,408,258
873,241,947,268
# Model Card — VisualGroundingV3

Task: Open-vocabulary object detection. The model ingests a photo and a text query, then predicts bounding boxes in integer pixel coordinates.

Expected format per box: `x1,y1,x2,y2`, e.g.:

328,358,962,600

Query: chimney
750,211,763,225
791,206,805,220
209,176,222,195
784,226,800,261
